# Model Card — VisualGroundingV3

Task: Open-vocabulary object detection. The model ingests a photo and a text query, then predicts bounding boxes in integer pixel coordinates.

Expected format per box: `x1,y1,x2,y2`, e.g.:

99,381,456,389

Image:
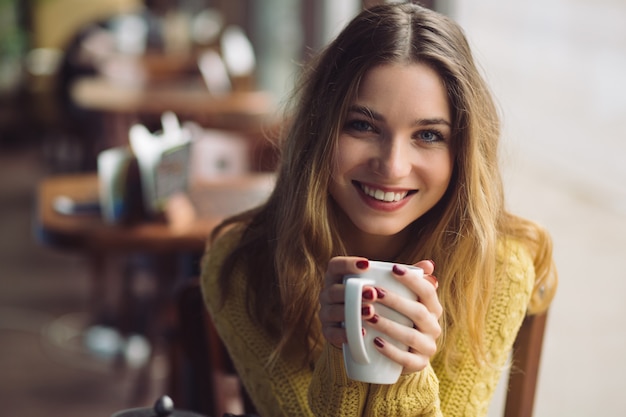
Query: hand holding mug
319,257,442,384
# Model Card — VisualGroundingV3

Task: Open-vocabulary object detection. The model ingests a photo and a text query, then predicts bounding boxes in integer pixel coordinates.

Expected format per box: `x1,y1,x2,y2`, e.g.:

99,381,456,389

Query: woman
201,3,557,416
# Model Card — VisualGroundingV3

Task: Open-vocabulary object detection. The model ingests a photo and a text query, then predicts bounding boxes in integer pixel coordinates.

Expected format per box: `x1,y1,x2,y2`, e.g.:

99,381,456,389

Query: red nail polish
361,305,371,316
367,314,379,324
393,264,406,275
428,259,436,269
363,288,374,300
374,337,385,348
375,287,386,299
362,328,366,336
356,260,369,269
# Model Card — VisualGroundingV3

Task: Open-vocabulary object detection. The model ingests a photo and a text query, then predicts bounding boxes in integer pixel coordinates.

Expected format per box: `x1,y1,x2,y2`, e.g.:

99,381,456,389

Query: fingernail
375,287,386,299
374,337,385,348
356,260,369,269
362,328,366,336
367,314,379,324
392,264,406,275
361,305,371,316
428,259,436,269
362,288,374,300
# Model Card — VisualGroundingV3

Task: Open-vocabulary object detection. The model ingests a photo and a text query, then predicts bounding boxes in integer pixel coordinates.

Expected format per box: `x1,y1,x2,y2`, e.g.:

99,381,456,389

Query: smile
358,183,413,202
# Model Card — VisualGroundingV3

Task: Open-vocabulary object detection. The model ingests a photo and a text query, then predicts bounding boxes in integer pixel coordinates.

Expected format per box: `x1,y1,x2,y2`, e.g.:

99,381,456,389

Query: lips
356,182,416,203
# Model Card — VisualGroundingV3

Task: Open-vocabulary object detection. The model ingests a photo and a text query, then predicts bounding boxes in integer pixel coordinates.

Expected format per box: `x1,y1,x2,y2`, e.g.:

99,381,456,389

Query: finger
414,281,442,320
322,324,347,348
319,283,346,305
413,260,438,289
372,289,441,337
324,256,370,287
368,311,437,355
371,335,430,373
389,265,443,320
319,286,375,328
423,274,438,290
367,311,439,374
321,303,374,348
414,259,435,275
318,303,346,325
370,289,441,341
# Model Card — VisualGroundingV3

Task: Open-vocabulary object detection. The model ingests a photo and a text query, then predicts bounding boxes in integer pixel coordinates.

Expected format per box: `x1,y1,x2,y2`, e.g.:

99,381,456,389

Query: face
329,63,453,248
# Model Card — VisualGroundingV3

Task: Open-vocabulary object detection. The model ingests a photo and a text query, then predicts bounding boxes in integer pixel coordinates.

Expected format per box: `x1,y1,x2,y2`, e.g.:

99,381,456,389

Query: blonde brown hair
212,2,556,369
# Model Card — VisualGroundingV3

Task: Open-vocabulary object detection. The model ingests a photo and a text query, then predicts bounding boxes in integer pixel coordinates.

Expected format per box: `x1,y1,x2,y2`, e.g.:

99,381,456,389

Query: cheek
441,159,454,186
332,140,362,179
425,153,454,191
330,150,343,178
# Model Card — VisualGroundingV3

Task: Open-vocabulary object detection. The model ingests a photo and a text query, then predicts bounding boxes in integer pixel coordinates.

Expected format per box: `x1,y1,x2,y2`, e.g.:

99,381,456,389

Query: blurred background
0,0,625,416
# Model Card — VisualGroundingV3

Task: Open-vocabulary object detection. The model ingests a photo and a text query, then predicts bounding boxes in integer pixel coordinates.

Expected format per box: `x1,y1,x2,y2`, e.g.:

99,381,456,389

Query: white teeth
361,184,408,202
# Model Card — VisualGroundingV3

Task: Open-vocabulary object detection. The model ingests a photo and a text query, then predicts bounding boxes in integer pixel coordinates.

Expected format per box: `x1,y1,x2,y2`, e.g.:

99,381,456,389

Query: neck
335,216,410,261
346,232,408,261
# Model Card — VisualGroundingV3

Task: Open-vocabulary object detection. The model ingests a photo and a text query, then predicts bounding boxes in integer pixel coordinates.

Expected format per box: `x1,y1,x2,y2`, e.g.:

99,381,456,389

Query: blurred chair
28,0,140,171
174,278,549,417
174,277,257,417
504,311,548,417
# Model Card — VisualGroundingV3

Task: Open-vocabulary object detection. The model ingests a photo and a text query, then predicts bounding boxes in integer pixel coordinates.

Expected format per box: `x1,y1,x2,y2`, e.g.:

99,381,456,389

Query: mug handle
344,277,375,364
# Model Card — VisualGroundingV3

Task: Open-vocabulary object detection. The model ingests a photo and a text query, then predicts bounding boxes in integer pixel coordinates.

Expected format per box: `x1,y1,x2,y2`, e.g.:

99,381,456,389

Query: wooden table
34,172,275,405
71,76,275,128
70,76,280,171
36,172,275,252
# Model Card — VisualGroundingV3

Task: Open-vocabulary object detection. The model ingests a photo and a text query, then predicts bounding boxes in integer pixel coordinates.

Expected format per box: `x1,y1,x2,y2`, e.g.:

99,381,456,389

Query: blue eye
345,119,375,132
417,130,444,143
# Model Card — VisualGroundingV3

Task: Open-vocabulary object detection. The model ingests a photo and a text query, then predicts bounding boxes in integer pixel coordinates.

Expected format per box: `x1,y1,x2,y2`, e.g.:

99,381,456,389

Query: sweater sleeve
309,345,442,417
201,228,314,417
307,344,369,416
432,239,536,417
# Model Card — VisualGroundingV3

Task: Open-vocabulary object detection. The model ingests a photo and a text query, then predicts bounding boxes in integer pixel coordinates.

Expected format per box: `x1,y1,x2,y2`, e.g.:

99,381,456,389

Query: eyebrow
348,105,451,127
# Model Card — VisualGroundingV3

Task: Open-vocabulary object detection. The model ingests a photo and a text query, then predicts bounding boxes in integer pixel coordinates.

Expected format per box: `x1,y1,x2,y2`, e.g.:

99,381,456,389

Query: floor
0,147,162,417
0,140,244,417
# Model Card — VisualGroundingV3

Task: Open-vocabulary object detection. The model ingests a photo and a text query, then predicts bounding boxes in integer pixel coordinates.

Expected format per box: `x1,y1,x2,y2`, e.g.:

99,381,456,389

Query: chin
353,220,412,237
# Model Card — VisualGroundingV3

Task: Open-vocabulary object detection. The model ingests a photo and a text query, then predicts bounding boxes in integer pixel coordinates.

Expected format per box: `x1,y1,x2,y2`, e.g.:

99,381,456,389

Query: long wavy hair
211,2,556,369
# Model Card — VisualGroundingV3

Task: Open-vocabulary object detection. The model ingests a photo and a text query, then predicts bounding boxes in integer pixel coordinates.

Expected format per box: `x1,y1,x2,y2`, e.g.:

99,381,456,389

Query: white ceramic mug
343,261,422,384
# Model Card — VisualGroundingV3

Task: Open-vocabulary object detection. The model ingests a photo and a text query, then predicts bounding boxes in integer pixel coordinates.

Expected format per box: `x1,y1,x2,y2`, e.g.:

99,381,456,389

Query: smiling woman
200,3,557,417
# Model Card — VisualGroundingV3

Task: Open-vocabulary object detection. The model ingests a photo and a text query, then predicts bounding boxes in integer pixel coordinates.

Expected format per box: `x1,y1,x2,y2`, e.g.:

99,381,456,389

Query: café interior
2,1,421,416
8,0,624,416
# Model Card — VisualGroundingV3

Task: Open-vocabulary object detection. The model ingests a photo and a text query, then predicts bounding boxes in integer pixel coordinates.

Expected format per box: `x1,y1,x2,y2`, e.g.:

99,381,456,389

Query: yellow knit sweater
201,228,535,417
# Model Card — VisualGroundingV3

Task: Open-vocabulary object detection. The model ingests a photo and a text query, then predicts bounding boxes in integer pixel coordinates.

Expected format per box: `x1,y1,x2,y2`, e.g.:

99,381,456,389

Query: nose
369,135,412,179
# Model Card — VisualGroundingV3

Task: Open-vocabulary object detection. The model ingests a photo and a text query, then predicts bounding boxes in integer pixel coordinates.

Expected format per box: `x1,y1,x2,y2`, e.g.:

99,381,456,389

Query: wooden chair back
172,278,257,417
172,279,548,417
504,311,548,417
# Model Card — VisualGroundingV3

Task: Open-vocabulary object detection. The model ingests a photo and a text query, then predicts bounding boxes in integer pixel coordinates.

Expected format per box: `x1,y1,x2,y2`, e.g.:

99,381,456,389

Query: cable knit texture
201,228,535,417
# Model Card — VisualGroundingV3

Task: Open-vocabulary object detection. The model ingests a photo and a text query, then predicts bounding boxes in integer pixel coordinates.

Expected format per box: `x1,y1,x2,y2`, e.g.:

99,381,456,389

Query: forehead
353,63,450,121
